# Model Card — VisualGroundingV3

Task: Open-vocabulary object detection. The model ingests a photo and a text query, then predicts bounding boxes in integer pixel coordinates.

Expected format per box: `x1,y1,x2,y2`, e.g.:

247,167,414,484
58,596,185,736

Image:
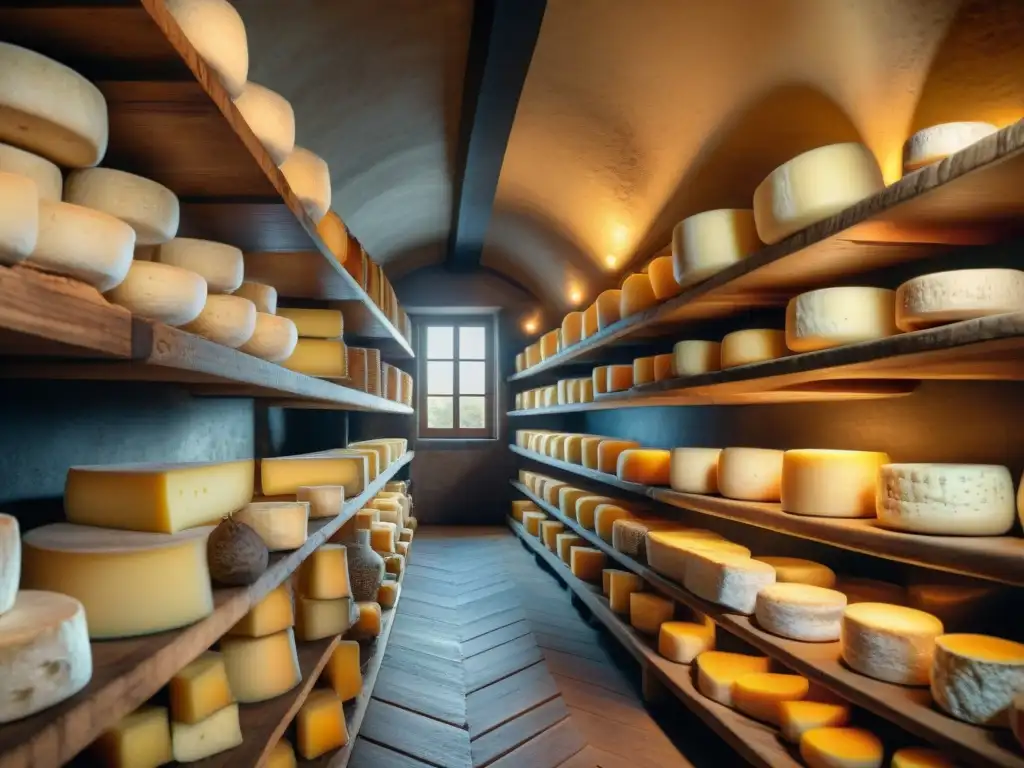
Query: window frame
417,316,496,439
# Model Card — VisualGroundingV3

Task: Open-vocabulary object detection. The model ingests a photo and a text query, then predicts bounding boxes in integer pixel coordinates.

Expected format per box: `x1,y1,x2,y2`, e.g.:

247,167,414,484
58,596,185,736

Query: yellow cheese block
512,500,538,522
653,354,673,382
170,651,234,725
669,447,722,494
581,436,608,470
578,378,595,403
325,640,362,702
543,481,568,506
717,447,784,502
297,689,348,759
268,739,297,768
298,545,352,600
595,289,622,330
630,592,673,635
594,504,635,543
21,524,214,639
281,338,348,378
525,343,541,368
606,364,634,392
672,340,721,377
799,727,883,768
570,547,606,582
602,569,614,596
235,501,309,551
891,747,956,768
220,628,301,703
64,460,254,533
540,329,560,360
633,356,656,386
621,273,657,317
514,353,525,373
648,255,681,300
540,520,565,552
720,329,788,369
296,596,356,641
228,584,293,638
556,380,570,406
658,621,715,663
575,496,615,530
779,701,851,744
350,601,382,639
297,485,345,519
591,366,610,396
558,488,589,520
672,209,760,287
695,651,770,707
556,533,583,564
781,449,890,518
563,435,589,464
261,453,368,497
370,522,397,554
608,570,644,614
617,449,672,485
355,509,379,531
561,311,583,347
582,302,599,338
93,706,173,768
277,308,343,339
597,439,640,474
732,672,809,724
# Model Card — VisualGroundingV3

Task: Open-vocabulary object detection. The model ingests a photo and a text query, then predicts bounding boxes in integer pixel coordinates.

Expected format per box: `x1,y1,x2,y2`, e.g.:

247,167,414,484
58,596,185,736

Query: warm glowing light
569,289,582,304
605,254,617,268
523,319,538,334
611,223,628,248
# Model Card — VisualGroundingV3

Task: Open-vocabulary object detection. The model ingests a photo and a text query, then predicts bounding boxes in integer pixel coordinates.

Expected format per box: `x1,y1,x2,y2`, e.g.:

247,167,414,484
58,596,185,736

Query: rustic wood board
0,452,412,768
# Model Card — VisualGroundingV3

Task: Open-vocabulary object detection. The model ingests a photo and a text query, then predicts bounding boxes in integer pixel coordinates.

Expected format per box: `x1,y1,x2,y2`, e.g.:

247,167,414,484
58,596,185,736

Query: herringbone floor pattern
347,527,704,768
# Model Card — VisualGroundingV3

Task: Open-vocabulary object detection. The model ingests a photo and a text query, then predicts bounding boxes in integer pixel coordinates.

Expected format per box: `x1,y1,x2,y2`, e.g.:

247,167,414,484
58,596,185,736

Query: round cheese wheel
239,312,298,362
717,447,784,502
895,269,1024,331
105,261,207,326
781,449,891,518
756,557,836,588
0,590,92,723
156,237,244,294
753,143,884,245
672,340,720,377
931,633,1024,727
280,146,331,223
317,210,350,264
647,255,681,300
841,602,943,685
165,0,249,98
0,43,108,167
0,514,18,615
620,273,657,317
672,209,760,286
64,168,180,245
755,583,846,642
785,287,898,352
669,447,722,494
29,200,134,291
181,294,256,348
720,329,787,368
0,141,61,201
232,81,295,166
233,281,278,314
903,122,998,174
0,171,39,266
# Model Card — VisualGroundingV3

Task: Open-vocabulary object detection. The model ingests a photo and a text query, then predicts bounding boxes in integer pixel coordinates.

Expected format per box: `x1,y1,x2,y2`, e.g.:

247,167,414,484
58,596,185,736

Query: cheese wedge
733,672,809,724
931,633,1024,727
779,701,850,744
799,727,883,768
658,621,715,663
695,650,770,707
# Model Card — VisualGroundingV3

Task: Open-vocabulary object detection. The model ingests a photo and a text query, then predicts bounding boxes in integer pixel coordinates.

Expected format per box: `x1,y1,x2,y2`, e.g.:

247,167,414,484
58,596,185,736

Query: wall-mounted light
605,254,618,269
568,286,583,305
523,319,538,334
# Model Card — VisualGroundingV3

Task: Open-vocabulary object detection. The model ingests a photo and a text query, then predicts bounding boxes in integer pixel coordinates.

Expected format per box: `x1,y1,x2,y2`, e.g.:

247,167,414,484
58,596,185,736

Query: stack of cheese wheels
235,281,297,362
895,268,1024,332
903,122,998,175
165,0,249,98
0,141,64,267
931,633,1024,727
785,287,899,352
672,209,761,287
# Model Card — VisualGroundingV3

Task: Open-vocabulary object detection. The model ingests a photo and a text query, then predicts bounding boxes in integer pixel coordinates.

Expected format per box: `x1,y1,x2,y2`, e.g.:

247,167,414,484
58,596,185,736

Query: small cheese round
647,255,681,300
0,171,39,266
669,447,722,494
105,261,207,326
0,590,92,724
931,633,1024,727
561,311,584,347
779,701,850,745
233,82,296,166
620,272,657,317
0,43,108,167
581,302,598,338
181,294,257,348
756,557,836,588
29,200,135,291
156,237,244,294
717,447,784,502
891,748,955,768
753,143,884,245
658,621,715,663
720,329,787,368
239,312,298,362
903,122,998,174
876,463,1016,536
800,727,883,768
64,168,180,245
616,449,671,486
785,287,898,352
672,209,760,286
165,0,249,98
0,514,19,615
755,583,846,642
895,268,1024,331
594,289,622,330
0,141,61,201
672,340,721,377
280,146,331,223
233,281,278,314
841,603,943,685
732,672,809,724
781,449,891,518
317,211,350,264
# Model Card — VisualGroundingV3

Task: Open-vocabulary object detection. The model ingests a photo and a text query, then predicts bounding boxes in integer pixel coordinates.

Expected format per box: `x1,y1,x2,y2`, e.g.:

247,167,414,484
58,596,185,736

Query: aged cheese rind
30,200,134,291
182,294,257,348
280,146,331,223
782,449,890,518
156,237,244,294
672,340,721,377
930,633,1024,727
669,447,721,494
718,447,784,502
896,268,1024,331
165,0,249,98
720,329,788,368
785,287,898,352
233,81,295,165
672,209,760,287
0,141,62,201
841,602,943,685
105,261,207,326
65,168,179,246
684,550,775,614
903,122,998,173
755,583,846,641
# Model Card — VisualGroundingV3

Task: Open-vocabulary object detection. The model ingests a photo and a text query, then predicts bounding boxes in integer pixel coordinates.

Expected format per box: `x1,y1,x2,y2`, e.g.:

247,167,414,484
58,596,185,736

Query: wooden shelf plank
511,481,1024,768
508,120,1024,383
508,517,802,768
0,452,413,768
510,445,1024,586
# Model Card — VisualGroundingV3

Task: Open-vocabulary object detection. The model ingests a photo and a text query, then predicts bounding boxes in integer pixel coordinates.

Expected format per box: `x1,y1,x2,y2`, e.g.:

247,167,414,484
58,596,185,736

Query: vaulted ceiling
236,0,1024,313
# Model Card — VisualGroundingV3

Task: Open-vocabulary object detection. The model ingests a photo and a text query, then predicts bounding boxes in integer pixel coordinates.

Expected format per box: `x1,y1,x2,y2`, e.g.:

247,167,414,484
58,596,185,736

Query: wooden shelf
509,517,802,768
0,0,412,357
511,481,1024,768
510,445,1024,586
508,120,1024,383
0,452,413,768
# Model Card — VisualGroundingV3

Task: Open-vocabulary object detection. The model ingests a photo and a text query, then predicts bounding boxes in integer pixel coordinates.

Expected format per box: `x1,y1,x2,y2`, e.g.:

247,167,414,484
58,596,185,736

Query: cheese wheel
672,209,760,286
903,122,998,174
658,621,715,663
31,200,136,290
876,463,1016,536
578,378,594,403
891,748,955,768
840,603,943,685
574,496,615,530
617,449,672,486
582,302,599,338
620,273,657,317
64,168,179,246
0,590,92,724
238,312,298,362
696,651,770,707
317,210,349,264
0,43,108,167
182,294,257,348
596,440,639,474
514,354,525,373
653,353,673,382
781,449,890,518
233,82,295,166
785,287,899,352
234,281,278,314
524,343,540,368
717,447,784,502
165,0,249,98
756,557,836,588
895,268,1024,331
647,255,681,300
0,141,61,201
539,521,565,552
594,504,635,543
0,171,39,265
561,311,583,347
591,366,610,396
732,672,809,724
611,518,678,560
669,447,721,494
606,364,633,392
633,356,656,386
720,329,788,368
779,701,851,744
0,515,18,615
755,583,846,641
646,531,736,582
595,289,622,330
556,533,583,565
280,146,331,223
931,634,1024,726
106,261,207,326
540,330,560,360
684,550,775,614
799,727,883,768
156,237,244,294
753,143,884,244
672,340,720,377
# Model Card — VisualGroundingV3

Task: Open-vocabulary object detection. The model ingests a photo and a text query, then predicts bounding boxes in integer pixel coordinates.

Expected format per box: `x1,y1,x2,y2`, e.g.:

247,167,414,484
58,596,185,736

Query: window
418,318,495,438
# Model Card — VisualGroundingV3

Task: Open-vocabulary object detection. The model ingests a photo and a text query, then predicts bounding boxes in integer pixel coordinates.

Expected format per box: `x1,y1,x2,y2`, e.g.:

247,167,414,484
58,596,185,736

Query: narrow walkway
349,526,712,768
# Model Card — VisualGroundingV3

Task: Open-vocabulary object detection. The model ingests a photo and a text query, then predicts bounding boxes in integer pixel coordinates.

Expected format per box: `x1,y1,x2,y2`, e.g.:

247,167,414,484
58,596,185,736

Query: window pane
427,396,453,428
427,361,453,394
459,396,486,428
459,361,485,394
459,326,486,359
426,326,454,359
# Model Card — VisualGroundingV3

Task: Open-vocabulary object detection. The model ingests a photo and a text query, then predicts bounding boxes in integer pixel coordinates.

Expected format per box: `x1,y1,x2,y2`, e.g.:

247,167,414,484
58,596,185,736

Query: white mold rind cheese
64,168,180,246
931,634,1024,727
156,238,244,294
105,261,208,326
903,122,998,174
755,583,846,642
0,43,108,167
785,287,898,352
0,171,39,266
280,146,331,223
672,209,760,287
684,550,775,614
181,294,257,348
29,201,135,291
0,142,61,201
895,268,1024,331
165,0,249,98
0,590,92,724
840,602,943,685
0,514,19,615
876,463,1016,536
233,82,296,166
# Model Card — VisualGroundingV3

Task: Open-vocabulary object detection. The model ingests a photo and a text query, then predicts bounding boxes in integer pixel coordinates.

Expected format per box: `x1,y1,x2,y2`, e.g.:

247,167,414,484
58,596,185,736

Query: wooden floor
349,527,736,768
